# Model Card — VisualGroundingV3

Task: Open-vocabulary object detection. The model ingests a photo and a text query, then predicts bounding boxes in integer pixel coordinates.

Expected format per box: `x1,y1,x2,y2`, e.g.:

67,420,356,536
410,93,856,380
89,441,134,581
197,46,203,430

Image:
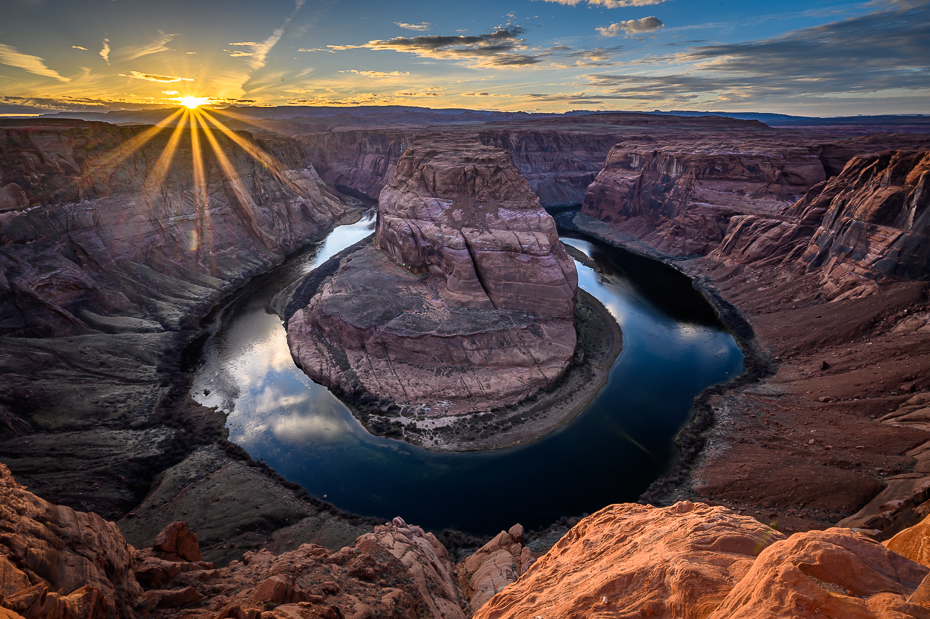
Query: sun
180,96,209,109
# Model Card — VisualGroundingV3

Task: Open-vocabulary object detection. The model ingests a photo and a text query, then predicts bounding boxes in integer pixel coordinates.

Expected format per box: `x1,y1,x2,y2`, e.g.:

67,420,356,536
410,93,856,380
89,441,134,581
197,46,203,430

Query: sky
0,0,928,116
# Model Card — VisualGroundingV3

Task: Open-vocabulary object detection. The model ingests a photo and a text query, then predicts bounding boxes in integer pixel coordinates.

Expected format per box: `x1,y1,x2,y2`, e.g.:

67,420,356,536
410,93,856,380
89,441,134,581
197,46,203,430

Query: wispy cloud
598,16,664,37
462,91,512,97
122,70,194,83
298,47,336,53
229,28,284,70
0,44,70,82
99,39,110,64
582,1,930,106
340,69,411,79
538,0,670,7
118,31,174,61
395,22,432,31
329,26,546,68
72,45,88,51
230,0,306,73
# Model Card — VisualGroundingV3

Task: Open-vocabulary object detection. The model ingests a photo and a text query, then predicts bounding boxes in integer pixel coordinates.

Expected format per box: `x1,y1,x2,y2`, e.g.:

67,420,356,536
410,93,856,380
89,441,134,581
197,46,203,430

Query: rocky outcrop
473,501,930,619
710,527,929,618
579,140,829,256
797,150,930,298
286,142,578,418
886,512,930,568
0,461,464,619
6,465,930,619
0,462,142,618
455,524,535,613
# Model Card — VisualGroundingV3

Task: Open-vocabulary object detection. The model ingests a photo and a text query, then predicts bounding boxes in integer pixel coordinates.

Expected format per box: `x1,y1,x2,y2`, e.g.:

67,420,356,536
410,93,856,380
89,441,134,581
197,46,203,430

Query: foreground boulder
455,524,535,612
287,142,578,416
0,463,142,618
474,502,930,619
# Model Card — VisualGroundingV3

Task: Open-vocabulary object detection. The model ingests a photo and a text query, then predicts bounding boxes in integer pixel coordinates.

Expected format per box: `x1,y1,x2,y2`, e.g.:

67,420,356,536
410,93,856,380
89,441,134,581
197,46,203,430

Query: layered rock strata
287,143,578,417
716,149,930,299
573,142,930,537
298,125,626,207
579,140,832,256
0,118,367,554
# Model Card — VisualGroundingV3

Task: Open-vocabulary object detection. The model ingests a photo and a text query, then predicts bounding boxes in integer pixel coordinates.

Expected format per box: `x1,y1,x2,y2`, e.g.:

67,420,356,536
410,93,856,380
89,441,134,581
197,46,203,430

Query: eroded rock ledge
285,142,608,449
4,463,930,619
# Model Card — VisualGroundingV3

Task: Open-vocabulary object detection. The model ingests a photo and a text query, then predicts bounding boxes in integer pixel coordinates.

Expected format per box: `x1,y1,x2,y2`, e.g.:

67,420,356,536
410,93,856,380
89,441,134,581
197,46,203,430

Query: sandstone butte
4,461,930,619
286,141,578,415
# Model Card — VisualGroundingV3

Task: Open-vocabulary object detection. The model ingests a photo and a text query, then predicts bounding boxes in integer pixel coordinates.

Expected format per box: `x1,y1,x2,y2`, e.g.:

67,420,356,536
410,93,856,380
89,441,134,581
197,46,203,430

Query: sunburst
180,96,210,109
85,100,304,269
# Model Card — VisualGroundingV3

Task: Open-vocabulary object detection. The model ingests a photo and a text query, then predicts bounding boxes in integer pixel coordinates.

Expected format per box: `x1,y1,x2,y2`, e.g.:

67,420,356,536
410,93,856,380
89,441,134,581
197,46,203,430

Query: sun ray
197,108,309,199
188,109,210,262
83,107,185,186
194,108,276,248
141,109,189,196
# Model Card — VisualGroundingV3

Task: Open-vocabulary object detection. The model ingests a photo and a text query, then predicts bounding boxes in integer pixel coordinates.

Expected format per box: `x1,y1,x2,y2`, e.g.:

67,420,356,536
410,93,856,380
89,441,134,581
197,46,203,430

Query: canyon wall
715,149,930,299
298,125,627,207
0,119,371,556
578,140,835,256
286,141,578,420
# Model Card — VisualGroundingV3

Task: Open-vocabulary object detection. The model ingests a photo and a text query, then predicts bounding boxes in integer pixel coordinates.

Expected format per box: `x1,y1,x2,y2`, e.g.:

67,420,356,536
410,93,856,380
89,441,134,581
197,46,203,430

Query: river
189,211,743,534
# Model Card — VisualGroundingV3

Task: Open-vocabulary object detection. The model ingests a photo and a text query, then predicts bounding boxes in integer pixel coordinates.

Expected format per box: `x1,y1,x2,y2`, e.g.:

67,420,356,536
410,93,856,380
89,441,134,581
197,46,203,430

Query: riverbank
565,210,930,535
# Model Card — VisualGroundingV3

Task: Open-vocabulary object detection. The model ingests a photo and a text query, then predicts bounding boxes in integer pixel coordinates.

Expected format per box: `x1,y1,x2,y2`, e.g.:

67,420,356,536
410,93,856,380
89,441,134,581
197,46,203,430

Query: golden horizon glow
180,96,209,109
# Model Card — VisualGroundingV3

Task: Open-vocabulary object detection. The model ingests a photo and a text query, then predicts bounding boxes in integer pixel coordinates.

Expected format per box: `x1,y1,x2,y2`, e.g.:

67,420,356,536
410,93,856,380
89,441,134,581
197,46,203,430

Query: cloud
461,91,511,97
558,45,624,66
598,16,664,37
328,26,546,68
122,70,194,83
395,22,431,31
118,31,174,61
340,69,411,79
162,90,179,95
99,39,110,64
580,2,930,107
228,27,284,70
395,90,440,97
0,44,70,82
72,45,87,51
298,47,336,53
538,0,670,7
0,95,173,114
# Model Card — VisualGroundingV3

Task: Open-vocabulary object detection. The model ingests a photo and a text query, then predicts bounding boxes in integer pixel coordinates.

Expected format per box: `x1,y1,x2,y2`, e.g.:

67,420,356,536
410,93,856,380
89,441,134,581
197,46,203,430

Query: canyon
3,109,930,617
